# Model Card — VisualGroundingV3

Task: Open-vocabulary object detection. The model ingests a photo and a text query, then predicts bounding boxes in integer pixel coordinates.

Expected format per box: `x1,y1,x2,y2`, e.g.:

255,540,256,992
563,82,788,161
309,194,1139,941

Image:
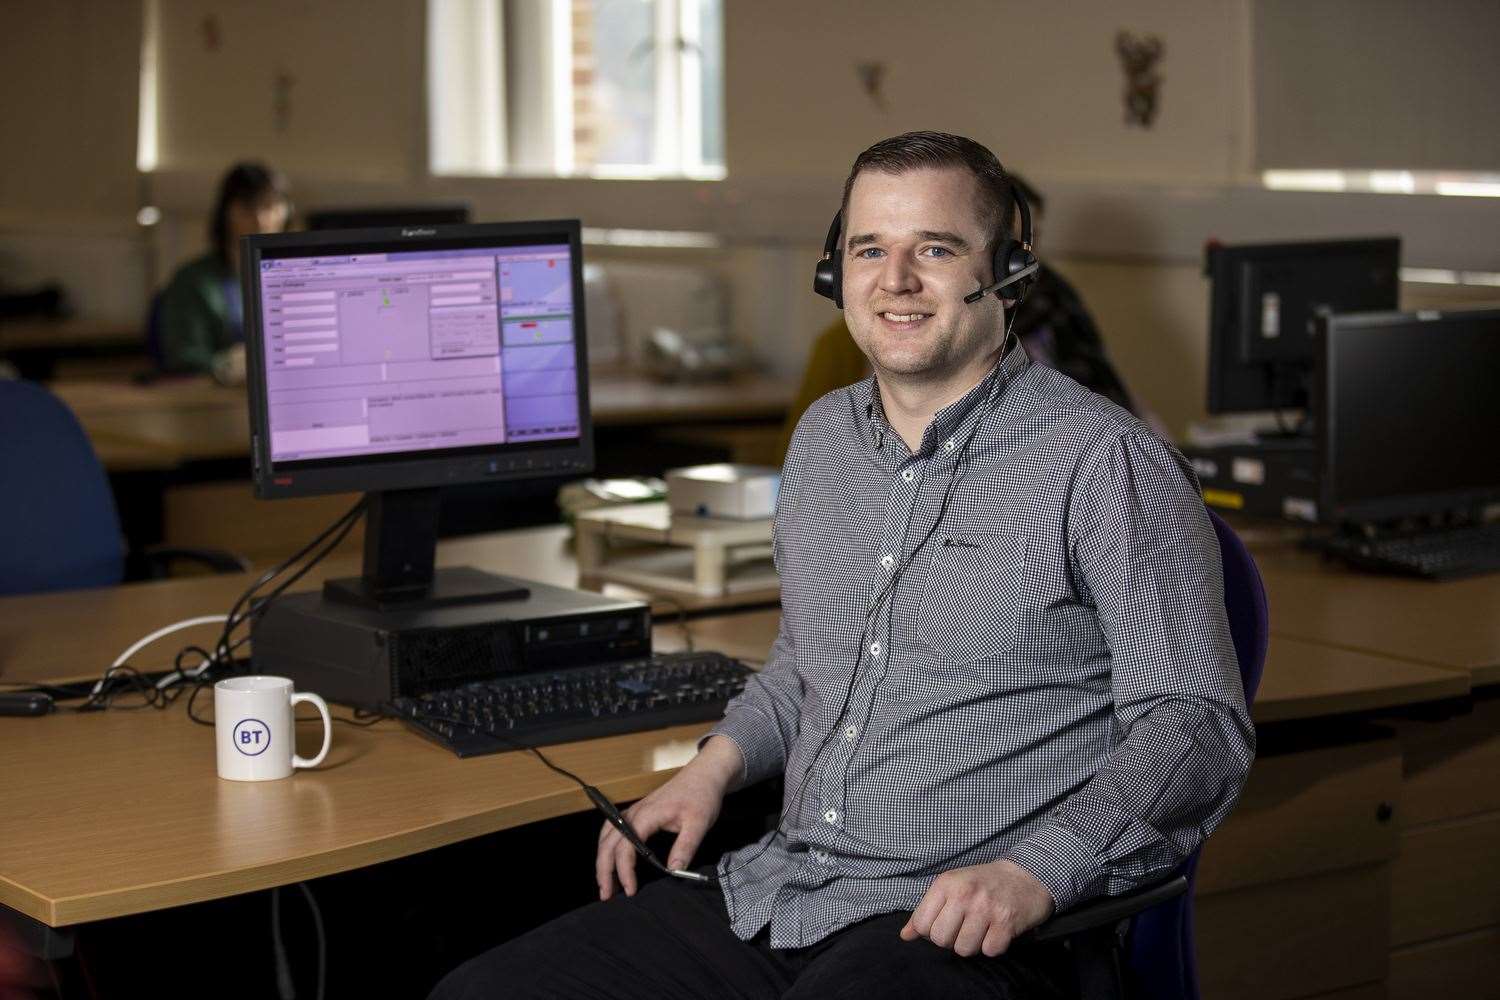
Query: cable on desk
179,500,366,727
655,595,695,653
77,614,230,711
207,497,367,671
57,501,365,722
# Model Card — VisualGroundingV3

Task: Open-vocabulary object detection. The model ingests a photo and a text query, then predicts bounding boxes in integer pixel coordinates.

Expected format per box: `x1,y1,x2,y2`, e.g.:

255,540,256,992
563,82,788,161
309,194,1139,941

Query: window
428,0,724,180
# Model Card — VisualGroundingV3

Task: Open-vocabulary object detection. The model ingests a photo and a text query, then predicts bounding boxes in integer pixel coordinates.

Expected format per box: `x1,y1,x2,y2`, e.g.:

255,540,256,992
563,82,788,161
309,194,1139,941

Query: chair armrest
140,546,251,578
1029,875,1188,942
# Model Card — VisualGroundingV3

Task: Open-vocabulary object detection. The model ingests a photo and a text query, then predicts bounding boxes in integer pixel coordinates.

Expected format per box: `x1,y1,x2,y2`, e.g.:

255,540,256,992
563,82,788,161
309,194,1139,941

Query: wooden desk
0,523,731,927
2,531,1492,1000
0,319,140,353
50,377,249,472
0,699,707,927
648,608,1473,724
1252,539,1500,686
0,584,1466,931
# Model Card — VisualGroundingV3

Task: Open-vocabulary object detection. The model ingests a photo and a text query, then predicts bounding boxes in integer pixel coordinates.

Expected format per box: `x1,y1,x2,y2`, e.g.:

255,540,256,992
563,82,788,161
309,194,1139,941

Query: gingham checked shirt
706,343,1255,949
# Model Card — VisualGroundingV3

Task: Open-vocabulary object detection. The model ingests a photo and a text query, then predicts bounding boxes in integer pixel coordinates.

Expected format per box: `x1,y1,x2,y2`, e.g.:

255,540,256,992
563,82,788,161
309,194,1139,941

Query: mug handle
291,692,332,769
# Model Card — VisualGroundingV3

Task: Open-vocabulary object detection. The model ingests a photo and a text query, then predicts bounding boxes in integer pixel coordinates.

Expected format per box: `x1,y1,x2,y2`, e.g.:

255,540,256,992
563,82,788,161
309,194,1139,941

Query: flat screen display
1322,309,1500,520
256,241,580,464
242,220,592,500
1206,237,1399,414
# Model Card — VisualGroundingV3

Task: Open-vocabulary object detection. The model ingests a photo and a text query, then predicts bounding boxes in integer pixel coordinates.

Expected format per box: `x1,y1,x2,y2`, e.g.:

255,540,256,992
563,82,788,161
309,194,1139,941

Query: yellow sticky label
1202,488,1245,510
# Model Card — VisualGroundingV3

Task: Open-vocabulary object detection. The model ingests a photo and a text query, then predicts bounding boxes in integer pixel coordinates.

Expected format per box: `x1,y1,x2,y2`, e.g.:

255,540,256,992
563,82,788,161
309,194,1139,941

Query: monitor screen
242,220,592,499
1206,237,1399,414
1319,308,1500,522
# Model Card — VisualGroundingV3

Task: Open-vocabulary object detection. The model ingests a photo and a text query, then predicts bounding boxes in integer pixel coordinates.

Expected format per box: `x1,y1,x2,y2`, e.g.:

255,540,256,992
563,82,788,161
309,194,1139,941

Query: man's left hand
899,859,1056,957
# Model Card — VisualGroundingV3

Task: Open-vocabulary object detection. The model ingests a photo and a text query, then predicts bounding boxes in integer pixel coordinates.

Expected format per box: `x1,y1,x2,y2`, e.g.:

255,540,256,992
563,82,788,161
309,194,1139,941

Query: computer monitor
241,220,592,609
1316,308,1500,524
305,204,471,231
1206,237,1400,416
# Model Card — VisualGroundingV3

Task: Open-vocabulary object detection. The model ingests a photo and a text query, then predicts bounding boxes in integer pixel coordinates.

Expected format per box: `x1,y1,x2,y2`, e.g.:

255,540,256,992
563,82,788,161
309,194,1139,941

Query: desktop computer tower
1183,439,1321,523
251,579,652,710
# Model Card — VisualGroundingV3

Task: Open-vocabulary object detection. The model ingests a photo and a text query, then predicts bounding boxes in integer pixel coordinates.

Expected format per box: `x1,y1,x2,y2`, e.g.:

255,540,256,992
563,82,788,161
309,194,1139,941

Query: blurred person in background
156,161,290,380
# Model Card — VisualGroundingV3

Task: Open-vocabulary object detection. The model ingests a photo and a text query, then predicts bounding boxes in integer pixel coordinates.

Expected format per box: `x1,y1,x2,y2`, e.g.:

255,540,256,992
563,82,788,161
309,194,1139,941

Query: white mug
214,676,332,781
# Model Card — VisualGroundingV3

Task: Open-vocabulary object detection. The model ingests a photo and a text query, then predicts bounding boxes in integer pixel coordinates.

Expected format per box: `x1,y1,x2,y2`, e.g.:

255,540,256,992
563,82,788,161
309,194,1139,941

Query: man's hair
838,131,1015,252
210,161,290,263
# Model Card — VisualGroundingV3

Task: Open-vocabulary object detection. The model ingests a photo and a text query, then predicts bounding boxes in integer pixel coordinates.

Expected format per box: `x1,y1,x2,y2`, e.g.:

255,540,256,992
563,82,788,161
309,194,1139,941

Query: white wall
3,0,1498,435
0,1,140,225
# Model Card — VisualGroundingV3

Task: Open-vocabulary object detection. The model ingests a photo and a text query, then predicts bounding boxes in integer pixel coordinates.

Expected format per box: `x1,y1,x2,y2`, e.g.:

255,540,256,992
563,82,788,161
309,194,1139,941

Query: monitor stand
322,487,530,612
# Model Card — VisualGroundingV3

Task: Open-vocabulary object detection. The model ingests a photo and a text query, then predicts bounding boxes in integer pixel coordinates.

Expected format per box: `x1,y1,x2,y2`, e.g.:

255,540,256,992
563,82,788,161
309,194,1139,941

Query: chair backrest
0,380,125,595
1124,507,1269,1000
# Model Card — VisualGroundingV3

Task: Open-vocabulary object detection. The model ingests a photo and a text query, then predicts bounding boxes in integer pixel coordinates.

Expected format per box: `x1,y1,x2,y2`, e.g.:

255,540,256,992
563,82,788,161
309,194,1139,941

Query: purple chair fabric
1123,508,1268,1000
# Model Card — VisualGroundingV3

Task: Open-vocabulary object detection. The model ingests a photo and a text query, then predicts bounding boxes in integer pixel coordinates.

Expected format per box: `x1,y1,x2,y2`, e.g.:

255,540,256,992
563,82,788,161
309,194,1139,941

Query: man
432,132,1253,1000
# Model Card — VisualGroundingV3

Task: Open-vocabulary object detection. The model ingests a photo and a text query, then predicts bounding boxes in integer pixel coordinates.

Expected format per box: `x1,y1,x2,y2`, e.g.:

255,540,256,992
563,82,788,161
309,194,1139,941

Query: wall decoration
1115,30,1164,128
855,61,888,112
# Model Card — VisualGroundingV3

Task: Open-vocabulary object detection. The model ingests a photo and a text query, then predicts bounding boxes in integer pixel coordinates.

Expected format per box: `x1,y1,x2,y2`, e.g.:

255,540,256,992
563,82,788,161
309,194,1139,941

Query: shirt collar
858,341,1031,457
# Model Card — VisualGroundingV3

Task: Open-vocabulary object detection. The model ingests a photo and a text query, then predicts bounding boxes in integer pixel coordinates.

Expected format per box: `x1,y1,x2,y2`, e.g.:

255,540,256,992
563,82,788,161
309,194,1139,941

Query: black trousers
429,874,1078,1000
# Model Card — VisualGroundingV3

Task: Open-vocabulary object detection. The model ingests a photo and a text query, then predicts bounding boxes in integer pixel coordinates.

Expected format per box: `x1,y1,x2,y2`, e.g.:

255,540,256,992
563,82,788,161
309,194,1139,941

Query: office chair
0,379,246,596
1030,507,1268,1000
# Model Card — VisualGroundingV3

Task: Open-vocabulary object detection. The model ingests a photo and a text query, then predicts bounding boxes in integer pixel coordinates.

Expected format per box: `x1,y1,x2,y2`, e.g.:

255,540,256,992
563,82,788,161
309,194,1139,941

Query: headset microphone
962,259,1040,304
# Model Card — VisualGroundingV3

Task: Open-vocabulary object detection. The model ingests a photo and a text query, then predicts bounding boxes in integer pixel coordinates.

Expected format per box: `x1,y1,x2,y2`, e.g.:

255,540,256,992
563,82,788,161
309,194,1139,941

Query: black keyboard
1321,522,1500,579
388,650,752,758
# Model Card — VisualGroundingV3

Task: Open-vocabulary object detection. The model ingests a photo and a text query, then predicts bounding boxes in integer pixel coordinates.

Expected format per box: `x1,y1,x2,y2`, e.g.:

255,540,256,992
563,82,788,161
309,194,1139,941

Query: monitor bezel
1205,236,1400,415
1317,307,1500,523
304,204,471,231
241,219,593,500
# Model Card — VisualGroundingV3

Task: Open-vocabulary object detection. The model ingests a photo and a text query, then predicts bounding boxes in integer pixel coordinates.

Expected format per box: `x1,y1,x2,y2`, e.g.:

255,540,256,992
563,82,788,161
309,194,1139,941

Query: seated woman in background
157,162,290,376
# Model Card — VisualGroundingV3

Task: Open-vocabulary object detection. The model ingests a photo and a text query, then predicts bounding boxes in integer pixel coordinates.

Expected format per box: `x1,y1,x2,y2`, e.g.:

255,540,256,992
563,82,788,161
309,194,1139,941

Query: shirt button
880,554,894,570
823,809,839,824
902,469,915,483
844,725,858,740
869,641,882,657
945,438,957,452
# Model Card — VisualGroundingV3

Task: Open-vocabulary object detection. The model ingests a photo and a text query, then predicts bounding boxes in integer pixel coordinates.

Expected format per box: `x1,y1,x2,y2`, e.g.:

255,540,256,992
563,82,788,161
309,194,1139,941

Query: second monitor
1206,237,1400,417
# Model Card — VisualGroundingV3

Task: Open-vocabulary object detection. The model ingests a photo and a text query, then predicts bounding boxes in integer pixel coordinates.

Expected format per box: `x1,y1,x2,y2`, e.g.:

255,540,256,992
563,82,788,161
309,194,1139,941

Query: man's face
841,166,1005,384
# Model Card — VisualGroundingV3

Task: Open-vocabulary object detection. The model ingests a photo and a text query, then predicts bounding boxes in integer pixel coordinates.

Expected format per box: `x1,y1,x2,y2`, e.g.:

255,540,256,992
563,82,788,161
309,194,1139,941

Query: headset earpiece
812,211,843,308
989,184,1037,305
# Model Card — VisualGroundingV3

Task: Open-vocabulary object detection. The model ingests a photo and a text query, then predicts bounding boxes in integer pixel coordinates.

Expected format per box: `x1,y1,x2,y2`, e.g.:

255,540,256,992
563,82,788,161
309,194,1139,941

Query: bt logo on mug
233,718,271,757
215,676,331,781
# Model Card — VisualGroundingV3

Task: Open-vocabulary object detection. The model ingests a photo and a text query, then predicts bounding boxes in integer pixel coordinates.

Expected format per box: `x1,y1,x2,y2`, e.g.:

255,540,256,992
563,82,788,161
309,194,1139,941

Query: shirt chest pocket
916,530,1028,663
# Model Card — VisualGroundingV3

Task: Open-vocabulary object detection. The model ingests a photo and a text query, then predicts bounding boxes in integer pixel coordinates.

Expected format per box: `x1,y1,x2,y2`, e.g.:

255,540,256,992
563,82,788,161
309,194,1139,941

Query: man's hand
899,859,1055,957
595,735,744,900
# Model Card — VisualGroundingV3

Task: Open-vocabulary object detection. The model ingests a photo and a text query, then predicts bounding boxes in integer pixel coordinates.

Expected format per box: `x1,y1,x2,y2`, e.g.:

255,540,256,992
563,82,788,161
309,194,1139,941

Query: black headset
812,178,1038,309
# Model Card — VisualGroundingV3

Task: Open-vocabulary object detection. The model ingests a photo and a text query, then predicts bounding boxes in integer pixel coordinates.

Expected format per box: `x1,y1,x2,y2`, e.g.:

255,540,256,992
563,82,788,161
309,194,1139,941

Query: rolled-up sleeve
1006,430,1257,912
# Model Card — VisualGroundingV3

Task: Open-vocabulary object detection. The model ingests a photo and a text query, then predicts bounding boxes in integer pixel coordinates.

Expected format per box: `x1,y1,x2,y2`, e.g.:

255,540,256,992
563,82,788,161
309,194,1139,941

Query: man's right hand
595,735,743,900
